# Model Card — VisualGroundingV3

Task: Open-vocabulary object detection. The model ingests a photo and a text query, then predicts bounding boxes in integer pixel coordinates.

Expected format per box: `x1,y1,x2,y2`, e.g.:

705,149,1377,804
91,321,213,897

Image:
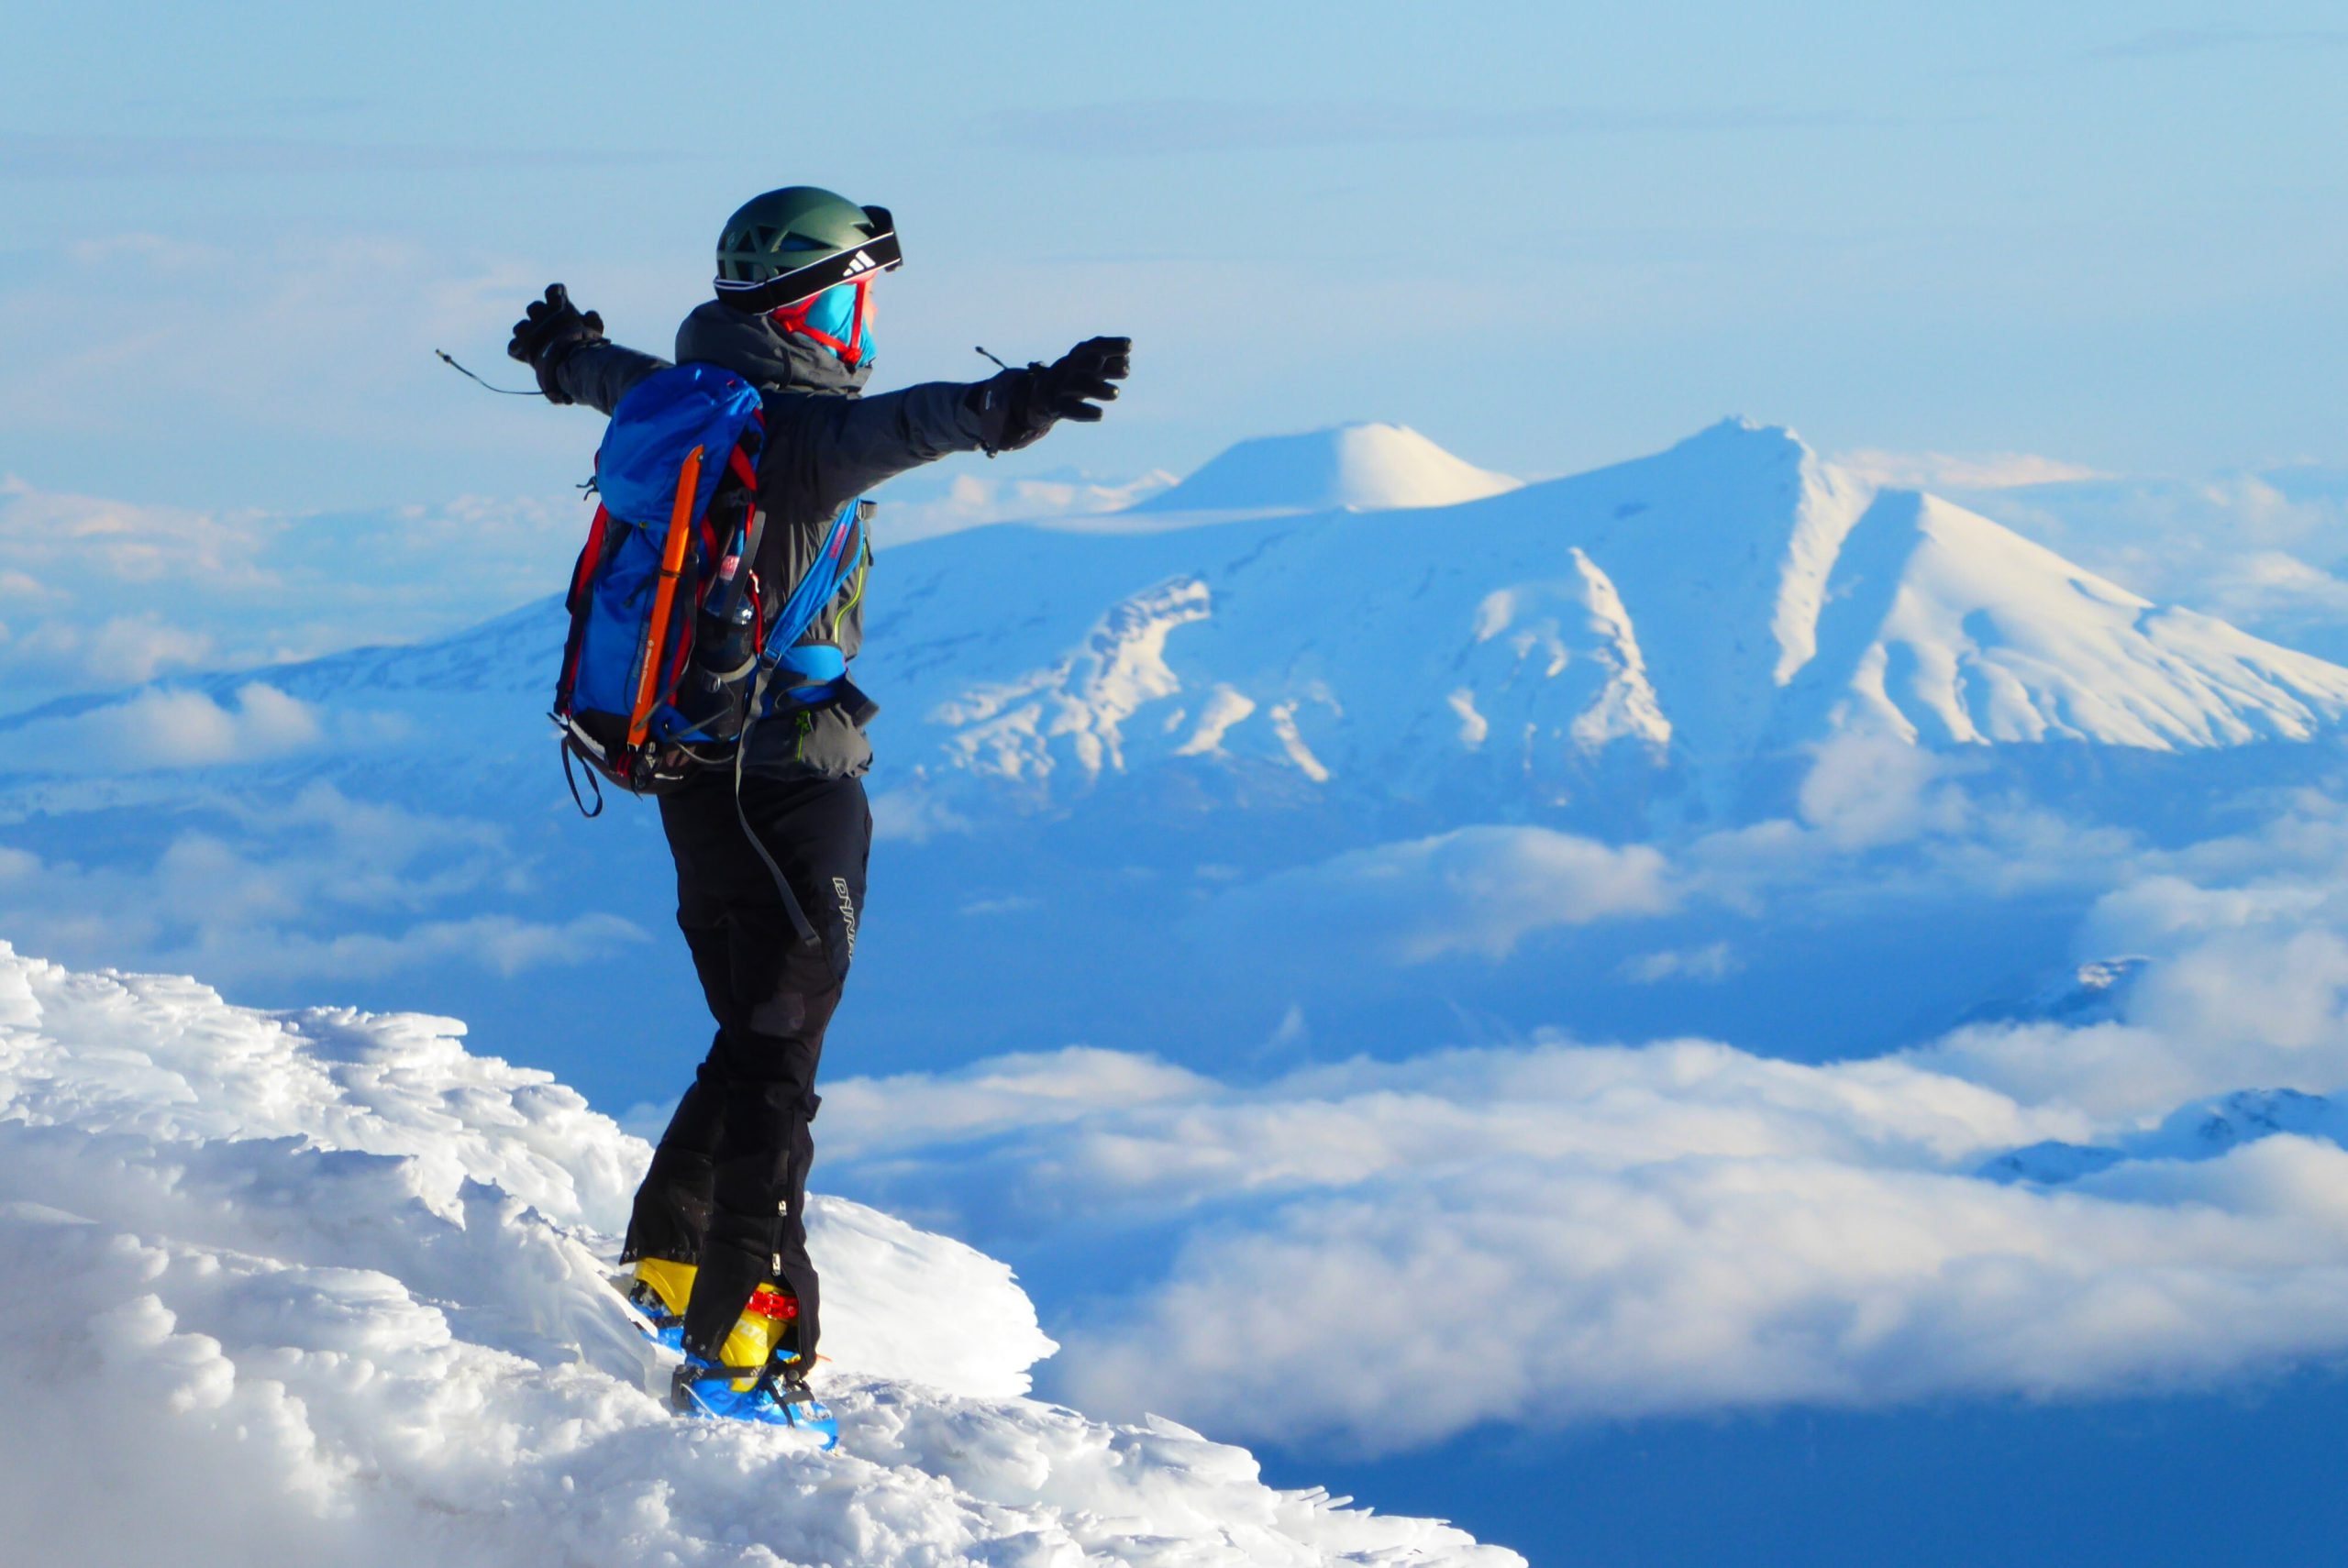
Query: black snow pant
621,763,869,1366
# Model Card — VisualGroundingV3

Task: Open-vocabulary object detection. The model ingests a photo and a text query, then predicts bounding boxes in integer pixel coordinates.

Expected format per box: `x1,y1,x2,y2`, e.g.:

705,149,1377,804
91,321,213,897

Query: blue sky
3,0,2343,517
12,12,2348,1560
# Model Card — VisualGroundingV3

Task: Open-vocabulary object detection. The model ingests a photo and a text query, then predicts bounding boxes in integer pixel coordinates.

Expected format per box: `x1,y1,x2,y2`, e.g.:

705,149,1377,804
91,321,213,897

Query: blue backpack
553,363,868,812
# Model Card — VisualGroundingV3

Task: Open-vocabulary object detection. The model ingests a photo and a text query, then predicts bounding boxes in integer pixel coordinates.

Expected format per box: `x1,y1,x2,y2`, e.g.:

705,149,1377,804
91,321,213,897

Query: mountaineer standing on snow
505,186,1130,1429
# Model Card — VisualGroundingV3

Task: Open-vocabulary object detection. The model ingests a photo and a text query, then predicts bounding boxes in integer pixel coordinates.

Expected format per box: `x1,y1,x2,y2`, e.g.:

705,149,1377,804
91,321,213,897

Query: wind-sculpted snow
1558,547,1670,754
0,945,1518,1567
935,575,1213,786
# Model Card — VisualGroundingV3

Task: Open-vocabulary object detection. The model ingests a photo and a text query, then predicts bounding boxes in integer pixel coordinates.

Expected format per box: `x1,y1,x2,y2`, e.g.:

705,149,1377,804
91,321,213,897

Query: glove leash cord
432,348,540,396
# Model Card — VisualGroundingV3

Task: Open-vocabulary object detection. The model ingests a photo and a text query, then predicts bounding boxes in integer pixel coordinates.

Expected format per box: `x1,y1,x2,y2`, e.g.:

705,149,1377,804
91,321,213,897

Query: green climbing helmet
713,186,903,314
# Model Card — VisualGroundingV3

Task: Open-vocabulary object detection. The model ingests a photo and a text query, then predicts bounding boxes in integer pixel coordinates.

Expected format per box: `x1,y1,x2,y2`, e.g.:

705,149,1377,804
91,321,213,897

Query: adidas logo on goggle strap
713,226,903,313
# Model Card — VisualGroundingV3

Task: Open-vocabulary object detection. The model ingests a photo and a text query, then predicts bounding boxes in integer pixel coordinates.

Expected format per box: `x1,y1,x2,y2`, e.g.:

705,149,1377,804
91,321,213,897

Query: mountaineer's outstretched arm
761,337,1134,516
507,282,1130,511
507,283,669,416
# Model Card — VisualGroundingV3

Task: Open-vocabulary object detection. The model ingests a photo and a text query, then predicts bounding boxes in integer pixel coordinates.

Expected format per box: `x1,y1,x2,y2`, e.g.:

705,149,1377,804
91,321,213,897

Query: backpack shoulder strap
751,498,867,707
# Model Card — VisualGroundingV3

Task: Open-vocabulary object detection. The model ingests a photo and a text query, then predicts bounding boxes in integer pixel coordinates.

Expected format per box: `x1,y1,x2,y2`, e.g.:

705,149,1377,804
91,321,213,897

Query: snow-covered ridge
0,944,1518,1566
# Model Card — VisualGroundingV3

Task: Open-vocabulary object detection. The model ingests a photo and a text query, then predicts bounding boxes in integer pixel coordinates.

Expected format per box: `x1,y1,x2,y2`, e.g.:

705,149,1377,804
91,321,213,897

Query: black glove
506,283,604,405
979,336,1132,454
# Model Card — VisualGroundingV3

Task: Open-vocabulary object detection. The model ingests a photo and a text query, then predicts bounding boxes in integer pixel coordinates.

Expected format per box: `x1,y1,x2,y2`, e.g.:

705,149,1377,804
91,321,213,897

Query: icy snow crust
0,945,1517,1567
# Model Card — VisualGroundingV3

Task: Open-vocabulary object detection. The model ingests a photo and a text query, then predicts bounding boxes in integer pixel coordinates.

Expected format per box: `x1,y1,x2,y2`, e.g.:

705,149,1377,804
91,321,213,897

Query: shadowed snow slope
1134,422,1522,514
0,944,1517,1567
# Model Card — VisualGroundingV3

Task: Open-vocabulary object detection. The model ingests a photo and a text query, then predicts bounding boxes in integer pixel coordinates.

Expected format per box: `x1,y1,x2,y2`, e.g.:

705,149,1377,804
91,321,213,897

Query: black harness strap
561,738,605,818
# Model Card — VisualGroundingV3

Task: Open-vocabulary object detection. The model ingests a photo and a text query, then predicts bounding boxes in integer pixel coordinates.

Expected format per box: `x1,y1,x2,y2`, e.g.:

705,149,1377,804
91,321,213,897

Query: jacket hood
674,300,871,396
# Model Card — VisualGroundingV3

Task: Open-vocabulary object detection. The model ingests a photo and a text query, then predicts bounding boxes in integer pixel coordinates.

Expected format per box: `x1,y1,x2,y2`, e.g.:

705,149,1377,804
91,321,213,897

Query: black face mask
676,304,875,398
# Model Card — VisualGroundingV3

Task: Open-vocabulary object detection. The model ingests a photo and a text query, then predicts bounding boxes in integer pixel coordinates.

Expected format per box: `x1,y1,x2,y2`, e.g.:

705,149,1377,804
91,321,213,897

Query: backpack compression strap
626,444,707,750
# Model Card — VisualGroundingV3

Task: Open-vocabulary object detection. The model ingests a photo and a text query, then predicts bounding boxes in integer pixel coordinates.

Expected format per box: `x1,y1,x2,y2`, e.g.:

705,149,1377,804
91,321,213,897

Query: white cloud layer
0,782,644,981
87,683,323,767
1061,1132,2348,1451
3,681,425,775
813,791,2348,1454
1905,801,2348,1121
1213,826,1675,962
0,476,581,718
1797,734,1970,849
820,1015,2348,1453
868,467,1179,547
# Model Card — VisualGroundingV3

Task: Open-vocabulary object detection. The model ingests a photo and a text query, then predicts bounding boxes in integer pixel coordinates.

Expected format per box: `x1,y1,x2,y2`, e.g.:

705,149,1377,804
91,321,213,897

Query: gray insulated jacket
554,303,1017,778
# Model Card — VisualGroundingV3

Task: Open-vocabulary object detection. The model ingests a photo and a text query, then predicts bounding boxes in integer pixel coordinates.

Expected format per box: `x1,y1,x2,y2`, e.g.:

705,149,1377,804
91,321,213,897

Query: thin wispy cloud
2079,27,2348,63
117,93,376,123
1833,448,2109,491
0,131,681,182
980,98,1894,157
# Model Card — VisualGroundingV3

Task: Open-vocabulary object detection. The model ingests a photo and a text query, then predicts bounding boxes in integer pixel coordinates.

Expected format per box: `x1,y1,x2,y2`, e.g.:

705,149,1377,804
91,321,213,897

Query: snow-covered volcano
855,417,2348,823
13,416,2345,835
1134,421,1523,515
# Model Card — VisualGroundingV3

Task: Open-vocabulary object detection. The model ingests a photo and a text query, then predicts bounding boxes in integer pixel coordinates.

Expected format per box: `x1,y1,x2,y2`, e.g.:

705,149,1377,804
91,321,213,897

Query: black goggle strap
714,208,903,314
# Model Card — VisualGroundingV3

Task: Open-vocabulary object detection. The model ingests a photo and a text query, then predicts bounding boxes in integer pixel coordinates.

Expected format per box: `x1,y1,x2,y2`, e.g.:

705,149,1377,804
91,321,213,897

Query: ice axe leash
433,348,541,395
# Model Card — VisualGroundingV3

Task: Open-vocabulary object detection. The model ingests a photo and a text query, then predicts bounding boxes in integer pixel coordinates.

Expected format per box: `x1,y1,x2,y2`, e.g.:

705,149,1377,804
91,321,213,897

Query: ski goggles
770,278,874,367
713,205,902,315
